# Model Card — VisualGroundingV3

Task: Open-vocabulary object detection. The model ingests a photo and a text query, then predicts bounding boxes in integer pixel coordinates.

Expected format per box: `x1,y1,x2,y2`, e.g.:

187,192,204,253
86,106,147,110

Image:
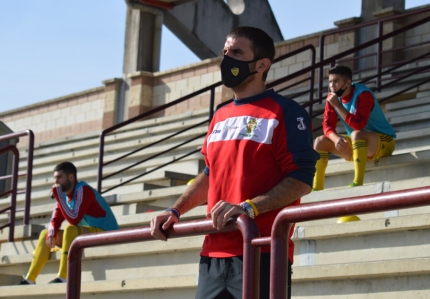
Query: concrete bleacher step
322,145,430,189
384,102,430,119
304,176,430,224
385,94,430,111
0,185,193,230
23,112,209,160
0,276,199,299
21,128,205,170
0,167,199,213
0,224,44,244
30,108,208,148
292,259,430,298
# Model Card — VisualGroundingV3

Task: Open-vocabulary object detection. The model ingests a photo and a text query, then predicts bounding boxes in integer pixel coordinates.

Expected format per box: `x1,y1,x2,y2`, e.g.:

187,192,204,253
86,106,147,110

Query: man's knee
350,130,368,141
63,225,79,238
314,135,331,150
39,229,48,240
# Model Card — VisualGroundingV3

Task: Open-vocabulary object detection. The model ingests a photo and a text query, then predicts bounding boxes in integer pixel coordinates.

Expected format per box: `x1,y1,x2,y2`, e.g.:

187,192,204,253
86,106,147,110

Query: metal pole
377,20,383,92
24,130,34,225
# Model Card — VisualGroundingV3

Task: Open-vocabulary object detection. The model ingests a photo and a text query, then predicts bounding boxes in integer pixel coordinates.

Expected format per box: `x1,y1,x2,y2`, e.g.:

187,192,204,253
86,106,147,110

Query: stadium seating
1,52,430,299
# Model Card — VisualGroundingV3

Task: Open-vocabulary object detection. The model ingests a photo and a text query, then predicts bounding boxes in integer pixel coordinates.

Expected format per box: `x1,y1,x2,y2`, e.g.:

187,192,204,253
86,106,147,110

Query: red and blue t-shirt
201,89,318,262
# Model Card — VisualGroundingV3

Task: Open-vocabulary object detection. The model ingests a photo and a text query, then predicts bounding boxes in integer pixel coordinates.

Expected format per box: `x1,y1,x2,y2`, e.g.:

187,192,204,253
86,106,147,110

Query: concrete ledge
0,235,204,265
0,275,197,298
293,213,430,241
293,257,430,281
0,225,44,243
325,147,430,176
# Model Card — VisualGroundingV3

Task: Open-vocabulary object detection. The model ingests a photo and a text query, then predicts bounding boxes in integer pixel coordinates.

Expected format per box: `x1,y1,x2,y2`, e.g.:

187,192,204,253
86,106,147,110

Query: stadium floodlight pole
67,215,260,299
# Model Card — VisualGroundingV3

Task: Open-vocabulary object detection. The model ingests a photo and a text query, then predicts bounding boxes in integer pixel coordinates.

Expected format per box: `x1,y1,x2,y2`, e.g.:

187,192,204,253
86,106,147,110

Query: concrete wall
0,87,105,145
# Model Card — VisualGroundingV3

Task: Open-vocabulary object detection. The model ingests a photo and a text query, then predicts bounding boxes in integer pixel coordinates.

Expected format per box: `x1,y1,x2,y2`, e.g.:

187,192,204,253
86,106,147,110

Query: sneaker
348,182,361,187
17,277,34,285
48,277,66,284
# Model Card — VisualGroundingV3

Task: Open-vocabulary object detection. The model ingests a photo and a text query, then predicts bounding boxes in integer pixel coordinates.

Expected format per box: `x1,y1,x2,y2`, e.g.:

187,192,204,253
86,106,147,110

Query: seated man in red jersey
313,65,396,190
150,26,318,299
18,162,119,285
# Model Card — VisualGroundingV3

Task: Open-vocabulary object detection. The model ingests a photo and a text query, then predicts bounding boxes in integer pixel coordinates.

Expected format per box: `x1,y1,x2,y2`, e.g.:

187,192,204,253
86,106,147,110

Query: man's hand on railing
208,200,246,231
150,212,179,241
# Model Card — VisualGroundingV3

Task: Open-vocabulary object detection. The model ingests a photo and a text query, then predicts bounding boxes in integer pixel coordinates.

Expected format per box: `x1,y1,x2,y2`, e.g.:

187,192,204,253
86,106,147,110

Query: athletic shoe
48,277,65,284
348,182,360,187
17,277,34,285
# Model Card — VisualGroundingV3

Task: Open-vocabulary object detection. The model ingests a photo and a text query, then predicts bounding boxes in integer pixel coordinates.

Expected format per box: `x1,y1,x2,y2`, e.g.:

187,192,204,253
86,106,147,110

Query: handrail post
209,86,215,122
23,130,34,225
269,215,292,299
236,215,261,299
308,47,316,116
9,147,19,242
377,20,383,92
318,34,326,101
97,132,105,193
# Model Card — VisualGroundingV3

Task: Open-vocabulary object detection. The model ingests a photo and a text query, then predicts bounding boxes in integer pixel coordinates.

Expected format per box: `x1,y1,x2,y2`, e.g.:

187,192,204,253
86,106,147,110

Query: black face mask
335,81,348,97
220,55,259,88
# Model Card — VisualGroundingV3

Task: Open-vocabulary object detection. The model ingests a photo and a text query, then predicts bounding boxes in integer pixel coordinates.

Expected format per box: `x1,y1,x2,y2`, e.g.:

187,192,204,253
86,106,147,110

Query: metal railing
250,186,430,299
0,145,19,242
66,215,260,299
0,130,34,228
317,5,430,100
66,187,430,298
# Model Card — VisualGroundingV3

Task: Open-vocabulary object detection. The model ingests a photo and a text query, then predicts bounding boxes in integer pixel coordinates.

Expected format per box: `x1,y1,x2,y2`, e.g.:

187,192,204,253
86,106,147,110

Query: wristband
245,199,259,216
165,208,180,219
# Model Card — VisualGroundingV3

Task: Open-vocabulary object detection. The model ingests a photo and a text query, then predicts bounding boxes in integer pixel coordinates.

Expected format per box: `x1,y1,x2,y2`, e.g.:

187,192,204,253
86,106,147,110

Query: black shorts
195,253,292,299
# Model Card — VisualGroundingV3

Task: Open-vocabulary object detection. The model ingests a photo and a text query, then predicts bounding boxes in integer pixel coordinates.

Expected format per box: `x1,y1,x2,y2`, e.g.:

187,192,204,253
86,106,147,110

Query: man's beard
60,179,73,193
231,73,256,95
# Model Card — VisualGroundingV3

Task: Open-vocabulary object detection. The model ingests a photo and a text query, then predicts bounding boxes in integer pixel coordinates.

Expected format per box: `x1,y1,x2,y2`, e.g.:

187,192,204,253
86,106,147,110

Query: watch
240,202,255,219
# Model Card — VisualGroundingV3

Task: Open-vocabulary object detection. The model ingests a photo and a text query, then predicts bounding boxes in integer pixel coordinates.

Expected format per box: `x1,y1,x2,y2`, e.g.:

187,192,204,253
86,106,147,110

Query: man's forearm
251,177,311,214
171,172,209,215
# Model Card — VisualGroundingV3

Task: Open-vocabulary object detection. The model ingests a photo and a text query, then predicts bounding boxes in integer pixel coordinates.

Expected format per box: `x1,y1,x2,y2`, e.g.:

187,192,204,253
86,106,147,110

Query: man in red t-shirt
17,162,118,285
150,26,317,299
313,65,396,190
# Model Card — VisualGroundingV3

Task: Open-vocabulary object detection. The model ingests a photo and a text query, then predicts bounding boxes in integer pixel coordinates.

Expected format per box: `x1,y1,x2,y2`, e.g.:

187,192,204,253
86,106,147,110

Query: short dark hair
54,162,77,180
327,65,352,81
227,26,275,81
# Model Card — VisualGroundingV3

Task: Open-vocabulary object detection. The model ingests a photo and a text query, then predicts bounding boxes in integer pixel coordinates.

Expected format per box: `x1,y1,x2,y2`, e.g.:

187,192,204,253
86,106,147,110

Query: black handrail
0,145,19,242
0,130,34,226
318,5,430,99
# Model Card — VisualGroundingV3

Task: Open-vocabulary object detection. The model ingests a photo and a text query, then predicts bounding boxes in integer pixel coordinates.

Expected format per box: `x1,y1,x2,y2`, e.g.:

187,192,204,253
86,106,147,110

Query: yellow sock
26,229,50,282
313,151,328,190
58,225,79,279
352,140,368,185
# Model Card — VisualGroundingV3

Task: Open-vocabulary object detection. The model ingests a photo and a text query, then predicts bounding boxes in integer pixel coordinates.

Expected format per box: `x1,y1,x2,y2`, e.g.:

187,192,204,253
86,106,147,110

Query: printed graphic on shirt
207,116,279,148
297,117,306,130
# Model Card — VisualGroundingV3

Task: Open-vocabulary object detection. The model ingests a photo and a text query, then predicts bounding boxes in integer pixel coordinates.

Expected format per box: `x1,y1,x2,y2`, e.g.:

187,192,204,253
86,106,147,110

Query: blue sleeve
274,96,319,187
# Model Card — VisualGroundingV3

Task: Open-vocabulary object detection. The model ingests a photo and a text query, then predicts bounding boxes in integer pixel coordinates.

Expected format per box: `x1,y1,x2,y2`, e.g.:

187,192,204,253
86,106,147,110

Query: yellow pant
26,225,103,282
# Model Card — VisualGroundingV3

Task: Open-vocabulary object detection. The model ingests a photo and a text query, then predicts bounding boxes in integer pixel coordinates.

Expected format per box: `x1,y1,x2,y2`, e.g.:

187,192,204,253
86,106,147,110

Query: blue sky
0,0,429,113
